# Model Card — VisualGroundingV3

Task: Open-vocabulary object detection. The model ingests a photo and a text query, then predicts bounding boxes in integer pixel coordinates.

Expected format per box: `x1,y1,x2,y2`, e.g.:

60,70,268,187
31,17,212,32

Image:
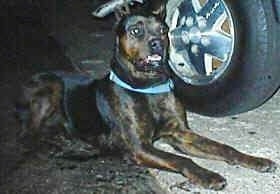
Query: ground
0,1,279,193
152,91,280,194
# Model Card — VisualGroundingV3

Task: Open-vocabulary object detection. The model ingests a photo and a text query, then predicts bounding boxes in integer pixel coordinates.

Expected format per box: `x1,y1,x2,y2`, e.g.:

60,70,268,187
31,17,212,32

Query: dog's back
16,72,106,136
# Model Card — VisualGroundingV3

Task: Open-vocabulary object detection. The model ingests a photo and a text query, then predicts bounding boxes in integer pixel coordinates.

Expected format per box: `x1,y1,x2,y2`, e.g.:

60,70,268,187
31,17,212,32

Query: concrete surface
152,91,280,194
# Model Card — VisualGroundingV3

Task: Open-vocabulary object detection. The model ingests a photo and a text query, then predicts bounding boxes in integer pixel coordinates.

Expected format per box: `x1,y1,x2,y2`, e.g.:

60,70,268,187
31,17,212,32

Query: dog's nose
149,39,163,52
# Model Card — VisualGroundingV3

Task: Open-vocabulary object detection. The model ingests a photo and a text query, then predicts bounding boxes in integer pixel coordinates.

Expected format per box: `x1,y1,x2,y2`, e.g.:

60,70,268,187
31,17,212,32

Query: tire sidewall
167,0,280,116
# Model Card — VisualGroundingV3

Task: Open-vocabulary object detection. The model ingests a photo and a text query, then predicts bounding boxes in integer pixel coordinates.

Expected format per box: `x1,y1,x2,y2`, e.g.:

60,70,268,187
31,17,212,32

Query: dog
18,3,277,191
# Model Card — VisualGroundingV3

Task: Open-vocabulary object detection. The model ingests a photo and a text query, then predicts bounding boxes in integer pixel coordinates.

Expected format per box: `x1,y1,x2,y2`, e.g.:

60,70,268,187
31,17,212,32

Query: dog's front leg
161,130,277,173
131,143,226,190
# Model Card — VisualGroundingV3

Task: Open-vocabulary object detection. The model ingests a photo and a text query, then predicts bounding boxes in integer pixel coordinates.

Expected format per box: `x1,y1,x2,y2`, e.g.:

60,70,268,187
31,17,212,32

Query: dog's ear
114,3,131,22
149,0,167,21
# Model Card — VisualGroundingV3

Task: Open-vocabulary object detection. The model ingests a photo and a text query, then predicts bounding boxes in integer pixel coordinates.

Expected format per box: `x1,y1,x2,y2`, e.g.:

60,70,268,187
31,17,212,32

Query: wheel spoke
169,49,200,77
199,0,225,29
189,44,206,74
170,8,180,30
169,28,187,52
215,12,228,31
177,0,196,26
192,0,203,13
204,54,213,75
203,32,232,61
179,0,196,15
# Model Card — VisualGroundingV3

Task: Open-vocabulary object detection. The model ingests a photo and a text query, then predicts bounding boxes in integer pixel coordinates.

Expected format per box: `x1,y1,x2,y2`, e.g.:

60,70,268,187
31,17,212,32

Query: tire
166,0,280,117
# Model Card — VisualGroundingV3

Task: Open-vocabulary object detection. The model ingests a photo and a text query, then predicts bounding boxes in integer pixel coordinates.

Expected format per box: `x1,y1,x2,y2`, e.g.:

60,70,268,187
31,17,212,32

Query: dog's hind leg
160,130,277,173
17,74,65,132
132,143,227,190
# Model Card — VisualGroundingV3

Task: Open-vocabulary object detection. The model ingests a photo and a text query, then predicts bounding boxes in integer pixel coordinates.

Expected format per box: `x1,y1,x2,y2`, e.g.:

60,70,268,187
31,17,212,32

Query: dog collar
109,71,174,94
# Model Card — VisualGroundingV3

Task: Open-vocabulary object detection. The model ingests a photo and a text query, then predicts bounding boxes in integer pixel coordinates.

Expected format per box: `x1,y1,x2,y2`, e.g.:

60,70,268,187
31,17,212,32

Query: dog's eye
131,28,140,35
129,26,144,37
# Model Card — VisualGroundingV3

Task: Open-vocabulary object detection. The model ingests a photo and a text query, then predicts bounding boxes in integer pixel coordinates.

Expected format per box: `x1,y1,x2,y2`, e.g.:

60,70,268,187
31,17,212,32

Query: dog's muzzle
135,39,166,72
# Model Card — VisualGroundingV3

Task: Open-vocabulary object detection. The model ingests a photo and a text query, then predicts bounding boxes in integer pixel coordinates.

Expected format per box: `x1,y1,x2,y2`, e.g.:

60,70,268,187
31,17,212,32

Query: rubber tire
167,0,280,117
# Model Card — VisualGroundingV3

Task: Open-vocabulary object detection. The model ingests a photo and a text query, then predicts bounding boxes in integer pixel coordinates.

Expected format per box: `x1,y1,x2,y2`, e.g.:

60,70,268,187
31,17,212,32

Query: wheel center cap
189,27,201,44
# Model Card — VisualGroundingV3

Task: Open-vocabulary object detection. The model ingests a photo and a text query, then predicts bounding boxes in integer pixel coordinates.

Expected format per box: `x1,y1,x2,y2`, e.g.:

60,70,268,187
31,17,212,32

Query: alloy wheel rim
167,0,235,85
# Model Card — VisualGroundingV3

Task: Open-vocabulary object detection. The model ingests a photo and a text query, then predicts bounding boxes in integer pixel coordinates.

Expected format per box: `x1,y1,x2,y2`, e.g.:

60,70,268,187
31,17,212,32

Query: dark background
0,0,164,193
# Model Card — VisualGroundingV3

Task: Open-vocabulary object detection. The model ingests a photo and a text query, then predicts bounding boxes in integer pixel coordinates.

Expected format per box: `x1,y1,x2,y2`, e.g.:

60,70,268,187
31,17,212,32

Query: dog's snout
149,39,163,52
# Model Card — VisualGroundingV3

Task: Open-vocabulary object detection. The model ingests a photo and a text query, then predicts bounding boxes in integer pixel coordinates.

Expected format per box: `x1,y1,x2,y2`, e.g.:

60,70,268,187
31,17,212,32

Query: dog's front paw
248,157,278,173
183,168,227,190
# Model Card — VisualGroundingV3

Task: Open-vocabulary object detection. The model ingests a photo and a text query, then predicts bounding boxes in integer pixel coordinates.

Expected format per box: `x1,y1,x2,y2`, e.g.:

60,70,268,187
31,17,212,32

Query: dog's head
112,12,170,88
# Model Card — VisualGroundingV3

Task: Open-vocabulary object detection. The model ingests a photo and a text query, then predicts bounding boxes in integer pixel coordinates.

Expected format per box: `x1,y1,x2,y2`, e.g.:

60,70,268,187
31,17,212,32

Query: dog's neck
110,55,174,94
109,70,174,94
111,54,134,86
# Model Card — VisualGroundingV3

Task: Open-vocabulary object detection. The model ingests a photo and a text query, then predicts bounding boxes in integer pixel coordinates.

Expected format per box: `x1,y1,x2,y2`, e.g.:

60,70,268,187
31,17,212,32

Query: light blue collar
109,71,174,94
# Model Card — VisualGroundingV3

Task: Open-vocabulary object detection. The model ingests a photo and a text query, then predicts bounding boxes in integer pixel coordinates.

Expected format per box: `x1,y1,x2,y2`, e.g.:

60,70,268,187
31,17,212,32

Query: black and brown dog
19,3,277,191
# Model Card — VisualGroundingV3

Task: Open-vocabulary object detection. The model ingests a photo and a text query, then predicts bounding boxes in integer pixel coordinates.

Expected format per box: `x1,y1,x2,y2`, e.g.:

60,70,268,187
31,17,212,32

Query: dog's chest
97,81,180,121
146,92,179,123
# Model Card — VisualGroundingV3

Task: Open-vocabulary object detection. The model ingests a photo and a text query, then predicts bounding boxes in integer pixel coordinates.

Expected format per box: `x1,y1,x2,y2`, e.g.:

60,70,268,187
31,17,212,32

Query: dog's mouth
135,54,164,73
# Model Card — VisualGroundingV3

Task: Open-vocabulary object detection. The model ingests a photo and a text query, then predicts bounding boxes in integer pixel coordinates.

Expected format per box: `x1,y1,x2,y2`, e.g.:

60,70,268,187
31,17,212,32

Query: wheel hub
188,26,201,44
